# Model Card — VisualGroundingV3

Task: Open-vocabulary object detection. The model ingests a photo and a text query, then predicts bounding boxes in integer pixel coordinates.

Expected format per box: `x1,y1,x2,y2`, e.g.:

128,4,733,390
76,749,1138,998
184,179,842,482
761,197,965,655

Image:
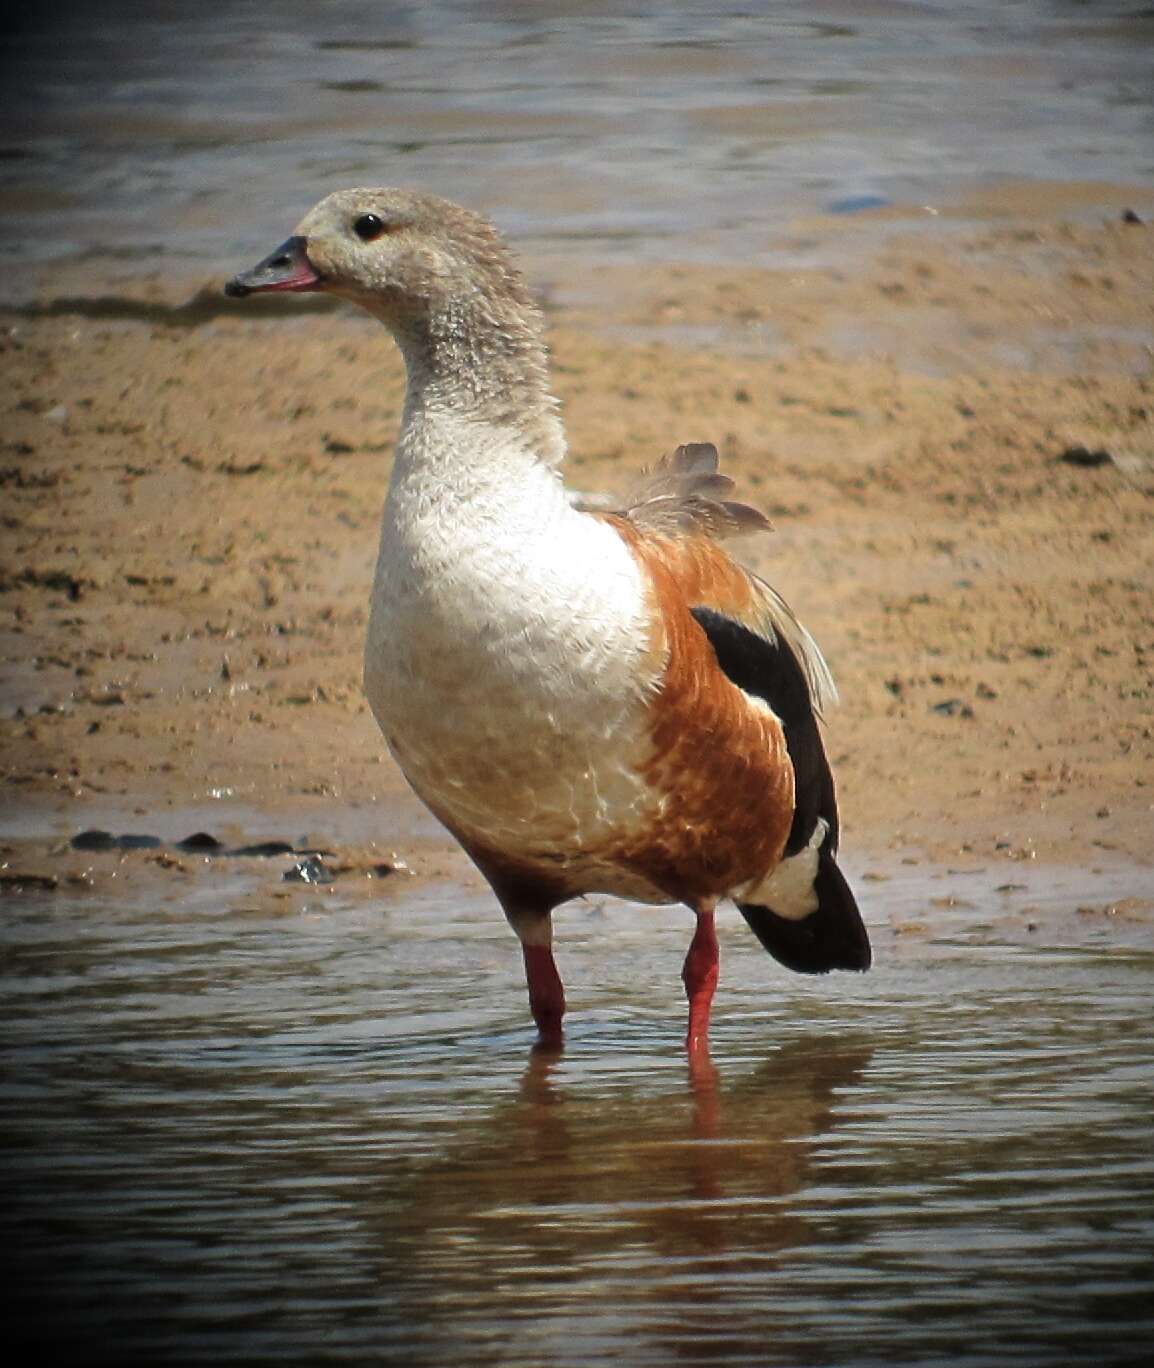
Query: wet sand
2,186,1153,895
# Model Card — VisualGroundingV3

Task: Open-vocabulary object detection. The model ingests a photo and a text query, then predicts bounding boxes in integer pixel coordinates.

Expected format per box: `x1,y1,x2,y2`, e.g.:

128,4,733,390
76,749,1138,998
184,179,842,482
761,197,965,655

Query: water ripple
2,857,1153,1364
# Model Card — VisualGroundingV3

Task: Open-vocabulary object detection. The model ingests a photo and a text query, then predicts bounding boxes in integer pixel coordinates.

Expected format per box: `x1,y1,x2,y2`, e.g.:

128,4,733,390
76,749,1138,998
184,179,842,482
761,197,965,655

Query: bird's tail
737,844,871,975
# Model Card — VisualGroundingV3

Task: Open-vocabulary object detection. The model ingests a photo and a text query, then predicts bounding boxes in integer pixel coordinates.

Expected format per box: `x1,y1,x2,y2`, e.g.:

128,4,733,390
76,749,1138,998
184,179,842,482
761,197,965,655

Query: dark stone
1057,445,1112,468
931,698,974,718
230,840,297,857
71,830,117,851
176,832,224,852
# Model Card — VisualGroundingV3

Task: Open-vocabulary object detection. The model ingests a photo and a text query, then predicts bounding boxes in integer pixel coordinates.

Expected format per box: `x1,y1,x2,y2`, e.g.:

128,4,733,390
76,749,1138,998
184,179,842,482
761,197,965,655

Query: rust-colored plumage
604,516,795,904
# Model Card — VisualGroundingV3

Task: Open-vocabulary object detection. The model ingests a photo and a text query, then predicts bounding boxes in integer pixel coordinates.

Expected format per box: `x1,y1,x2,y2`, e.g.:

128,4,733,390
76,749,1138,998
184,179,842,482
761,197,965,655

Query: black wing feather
690,607,836,856
690,606,870,974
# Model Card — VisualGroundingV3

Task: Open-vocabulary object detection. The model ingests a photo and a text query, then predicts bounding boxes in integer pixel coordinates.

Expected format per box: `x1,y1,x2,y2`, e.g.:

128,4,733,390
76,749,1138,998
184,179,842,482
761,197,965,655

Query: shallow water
2,0,1153,279
3,852,1153,1365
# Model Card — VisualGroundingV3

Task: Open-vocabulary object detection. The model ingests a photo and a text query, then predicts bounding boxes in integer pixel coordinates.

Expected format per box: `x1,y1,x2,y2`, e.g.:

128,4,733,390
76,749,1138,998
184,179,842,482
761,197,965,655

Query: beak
224,235,323,298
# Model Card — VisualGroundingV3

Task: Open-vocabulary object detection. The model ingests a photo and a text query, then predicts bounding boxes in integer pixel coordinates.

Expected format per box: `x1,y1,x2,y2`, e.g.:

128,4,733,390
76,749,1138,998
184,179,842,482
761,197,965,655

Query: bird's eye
353,213,387,242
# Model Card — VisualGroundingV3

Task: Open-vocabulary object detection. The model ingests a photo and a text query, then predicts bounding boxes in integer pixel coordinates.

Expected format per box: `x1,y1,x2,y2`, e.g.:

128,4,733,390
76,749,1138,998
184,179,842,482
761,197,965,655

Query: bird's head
225,187,531,334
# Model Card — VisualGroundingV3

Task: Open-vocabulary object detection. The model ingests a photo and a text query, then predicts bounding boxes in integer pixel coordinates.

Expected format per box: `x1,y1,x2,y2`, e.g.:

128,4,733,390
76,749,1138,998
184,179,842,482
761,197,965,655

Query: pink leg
682,904,720,1052
522,943,566,1048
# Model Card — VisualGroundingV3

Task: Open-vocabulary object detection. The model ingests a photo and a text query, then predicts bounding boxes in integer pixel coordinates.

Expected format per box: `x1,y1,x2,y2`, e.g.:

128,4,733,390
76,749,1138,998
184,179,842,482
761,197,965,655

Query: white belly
363,464,664,892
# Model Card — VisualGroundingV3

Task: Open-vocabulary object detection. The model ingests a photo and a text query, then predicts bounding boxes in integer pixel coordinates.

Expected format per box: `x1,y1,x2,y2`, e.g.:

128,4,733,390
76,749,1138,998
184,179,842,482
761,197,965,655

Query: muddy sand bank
2,192,1152,904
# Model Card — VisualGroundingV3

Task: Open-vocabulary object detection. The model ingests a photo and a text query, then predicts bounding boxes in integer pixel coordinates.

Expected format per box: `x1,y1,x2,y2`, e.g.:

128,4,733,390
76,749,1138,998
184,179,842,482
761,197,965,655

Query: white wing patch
739,817,829,920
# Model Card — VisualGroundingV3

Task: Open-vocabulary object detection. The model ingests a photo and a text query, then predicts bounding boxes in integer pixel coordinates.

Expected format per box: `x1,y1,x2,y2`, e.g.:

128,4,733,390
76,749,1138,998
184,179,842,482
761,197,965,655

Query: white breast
363,412,660,872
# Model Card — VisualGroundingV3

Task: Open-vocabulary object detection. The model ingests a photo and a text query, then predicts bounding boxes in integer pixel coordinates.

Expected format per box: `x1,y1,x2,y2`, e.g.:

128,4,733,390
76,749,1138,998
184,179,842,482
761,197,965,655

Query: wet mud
3,198,1152,871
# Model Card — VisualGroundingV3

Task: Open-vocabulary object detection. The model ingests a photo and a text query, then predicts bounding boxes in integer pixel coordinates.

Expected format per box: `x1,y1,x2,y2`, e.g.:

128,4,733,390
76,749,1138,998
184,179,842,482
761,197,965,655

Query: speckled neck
370,286,567,469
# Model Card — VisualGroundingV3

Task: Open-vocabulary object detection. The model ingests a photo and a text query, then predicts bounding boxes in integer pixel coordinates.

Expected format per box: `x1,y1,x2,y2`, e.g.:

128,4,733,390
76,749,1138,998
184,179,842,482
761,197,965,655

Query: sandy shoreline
2,191,1152,897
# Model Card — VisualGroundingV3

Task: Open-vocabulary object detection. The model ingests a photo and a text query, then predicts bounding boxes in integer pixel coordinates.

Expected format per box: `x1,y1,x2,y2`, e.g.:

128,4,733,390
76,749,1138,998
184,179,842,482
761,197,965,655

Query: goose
225,189,870,1052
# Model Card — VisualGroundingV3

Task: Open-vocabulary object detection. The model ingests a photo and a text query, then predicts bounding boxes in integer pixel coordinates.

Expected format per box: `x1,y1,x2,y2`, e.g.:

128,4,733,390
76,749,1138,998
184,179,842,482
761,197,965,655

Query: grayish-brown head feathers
288,187,565,462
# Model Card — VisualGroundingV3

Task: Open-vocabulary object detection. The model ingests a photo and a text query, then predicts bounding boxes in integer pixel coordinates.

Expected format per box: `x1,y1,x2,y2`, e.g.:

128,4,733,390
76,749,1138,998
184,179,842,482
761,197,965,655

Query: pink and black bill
224,236,322,297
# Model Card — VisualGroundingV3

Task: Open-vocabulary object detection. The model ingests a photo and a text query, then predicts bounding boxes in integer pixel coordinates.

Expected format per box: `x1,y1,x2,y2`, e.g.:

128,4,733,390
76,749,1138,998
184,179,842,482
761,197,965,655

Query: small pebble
1057,445,1112,468
931,698,974,718
177,832,224,852
72,829,117,851
232,840,297,857
284,856,334,885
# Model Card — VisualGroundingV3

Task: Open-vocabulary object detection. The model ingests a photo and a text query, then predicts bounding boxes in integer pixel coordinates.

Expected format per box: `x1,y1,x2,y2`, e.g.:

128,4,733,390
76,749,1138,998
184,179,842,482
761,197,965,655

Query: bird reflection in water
371,1038,872,1361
